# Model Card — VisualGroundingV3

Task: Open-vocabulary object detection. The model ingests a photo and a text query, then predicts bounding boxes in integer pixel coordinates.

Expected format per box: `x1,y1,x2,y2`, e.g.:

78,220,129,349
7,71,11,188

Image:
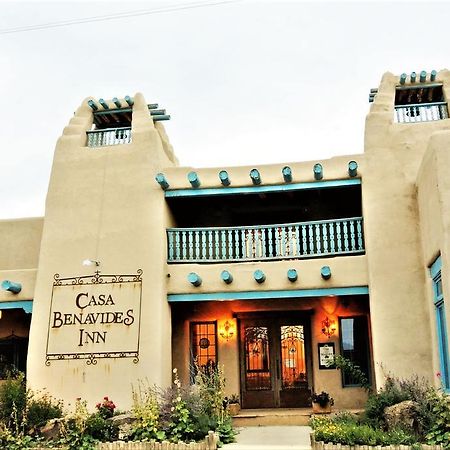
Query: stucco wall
417,131,450,387
0,218,43,270
27,94,177,410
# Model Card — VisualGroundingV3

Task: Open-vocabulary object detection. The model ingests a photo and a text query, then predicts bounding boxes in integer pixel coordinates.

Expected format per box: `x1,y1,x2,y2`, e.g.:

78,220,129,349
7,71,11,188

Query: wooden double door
239,315,312,408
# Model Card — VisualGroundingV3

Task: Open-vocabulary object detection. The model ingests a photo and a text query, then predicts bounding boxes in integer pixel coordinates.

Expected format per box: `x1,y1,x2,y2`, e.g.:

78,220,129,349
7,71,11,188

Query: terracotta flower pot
312,402,332,414
227,403,241,416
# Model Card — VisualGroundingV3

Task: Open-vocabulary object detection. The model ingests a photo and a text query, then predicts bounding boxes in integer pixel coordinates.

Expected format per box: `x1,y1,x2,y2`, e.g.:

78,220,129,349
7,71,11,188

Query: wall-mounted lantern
321,316,336,339
219,320,235,341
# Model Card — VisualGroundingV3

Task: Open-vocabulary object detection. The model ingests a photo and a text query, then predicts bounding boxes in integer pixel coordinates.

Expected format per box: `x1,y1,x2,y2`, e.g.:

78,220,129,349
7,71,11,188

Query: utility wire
0,0,241,35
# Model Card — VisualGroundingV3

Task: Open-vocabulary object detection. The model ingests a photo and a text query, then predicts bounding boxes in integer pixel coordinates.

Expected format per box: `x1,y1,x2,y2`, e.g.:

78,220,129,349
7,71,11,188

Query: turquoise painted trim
1,280,22,294
410,72,416,83
313,163,323,180
219,170,230,186
187,272,202,287
348,161,358,177
221,270,233,284
250,169,261,185
188,172,200,188
0,301,32,313
164,178,361,198
168,286,369,302
431,70,437,82
282,166,292,183
321,266,332,279
430,255,442,279
287,268,298,282
254,270,266,283
155,173,169,190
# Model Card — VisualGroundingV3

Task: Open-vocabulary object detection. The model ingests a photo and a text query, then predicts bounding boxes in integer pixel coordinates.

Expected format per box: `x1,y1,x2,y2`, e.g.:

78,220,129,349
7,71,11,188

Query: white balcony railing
394,102,448,123
167,217,365,263
86,127,132,147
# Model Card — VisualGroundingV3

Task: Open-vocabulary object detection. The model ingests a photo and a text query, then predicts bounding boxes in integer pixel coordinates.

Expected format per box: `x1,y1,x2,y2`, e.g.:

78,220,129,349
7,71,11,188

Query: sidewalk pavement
223,426,312,450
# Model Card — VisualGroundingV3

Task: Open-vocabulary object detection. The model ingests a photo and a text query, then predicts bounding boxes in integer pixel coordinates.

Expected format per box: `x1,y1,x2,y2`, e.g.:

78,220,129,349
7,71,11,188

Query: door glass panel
280,325,306,389
244,326,271,390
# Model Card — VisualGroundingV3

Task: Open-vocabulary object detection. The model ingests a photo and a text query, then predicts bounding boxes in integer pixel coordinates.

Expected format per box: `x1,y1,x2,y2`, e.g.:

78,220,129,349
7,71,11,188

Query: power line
0,0,241,35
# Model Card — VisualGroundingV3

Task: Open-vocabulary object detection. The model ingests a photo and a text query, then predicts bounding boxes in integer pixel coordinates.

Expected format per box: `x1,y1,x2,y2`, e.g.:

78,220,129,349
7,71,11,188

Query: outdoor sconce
219,320,234,341
250,169,261,185
82,259,100,267
321,316,336,339
314,163,323,180
188,171,201,188
1,280,22,294
155,173,170,190
282,166,292,183
219,170,231,186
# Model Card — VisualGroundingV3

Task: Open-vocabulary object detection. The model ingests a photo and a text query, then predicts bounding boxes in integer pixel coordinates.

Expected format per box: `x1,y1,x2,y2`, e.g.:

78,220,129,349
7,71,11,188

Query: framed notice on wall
318,342,335,369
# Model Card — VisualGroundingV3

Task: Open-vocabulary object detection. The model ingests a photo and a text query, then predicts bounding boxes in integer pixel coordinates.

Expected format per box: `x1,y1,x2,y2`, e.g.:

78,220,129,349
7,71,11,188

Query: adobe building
0,70,449,411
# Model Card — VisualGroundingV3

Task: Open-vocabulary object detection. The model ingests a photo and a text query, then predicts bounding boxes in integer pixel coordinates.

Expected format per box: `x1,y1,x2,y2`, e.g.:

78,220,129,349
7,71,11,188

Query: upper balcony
167,216,364,263
85,97,170,148
165,176,364,264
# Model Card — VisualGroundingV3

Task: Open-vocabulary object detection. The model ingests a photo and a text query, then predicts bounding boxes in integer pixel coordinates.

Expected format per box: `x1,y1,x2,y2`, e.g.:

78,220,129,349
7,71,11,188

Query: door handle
276,359,280,379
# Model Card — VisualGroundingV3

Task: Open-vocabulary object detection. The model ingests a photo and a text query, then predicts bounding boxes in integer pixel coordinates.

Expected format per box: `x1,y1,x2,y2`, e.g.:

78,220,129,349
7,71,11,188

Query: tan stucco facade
0,71,449,410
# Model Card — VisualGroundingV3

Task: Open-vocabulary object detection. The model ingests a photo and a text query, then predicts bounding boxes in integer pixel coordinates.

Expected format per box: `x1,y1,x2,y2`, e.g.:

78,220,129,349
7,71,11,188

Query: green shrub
311,415,417,446
425,390,450,449
85,412,118,442
27,390,63,431
365,376,410,426
0,372,27,432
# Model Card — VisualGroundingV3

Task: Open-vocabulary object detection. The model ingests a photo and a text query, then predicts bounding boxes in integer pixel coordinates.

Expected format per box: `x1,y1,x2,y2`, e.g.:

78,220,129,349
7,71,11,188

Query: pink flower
437,372,442,378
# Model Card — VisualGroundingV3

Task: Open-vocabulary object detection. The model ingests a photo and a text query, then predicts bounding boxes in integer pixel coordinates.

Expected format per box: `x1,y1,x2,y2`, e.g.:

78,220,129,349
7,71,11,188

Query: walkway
223,426,312,450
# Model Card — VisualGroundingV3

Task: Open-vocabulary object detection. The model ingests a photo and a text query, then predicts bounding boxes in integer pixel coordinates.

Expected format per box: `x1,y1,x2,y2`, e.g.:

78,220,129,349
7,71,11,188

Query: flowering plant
311,391,334,407
96,396,116,419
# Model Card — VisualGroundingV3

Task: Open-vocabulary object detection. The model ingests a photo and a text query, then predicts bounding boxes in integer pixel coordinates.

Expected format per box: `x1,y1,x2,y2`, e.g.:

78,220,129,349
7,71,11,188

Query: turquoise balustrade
86,127,132,147
394,102,448,123
167,217,365,263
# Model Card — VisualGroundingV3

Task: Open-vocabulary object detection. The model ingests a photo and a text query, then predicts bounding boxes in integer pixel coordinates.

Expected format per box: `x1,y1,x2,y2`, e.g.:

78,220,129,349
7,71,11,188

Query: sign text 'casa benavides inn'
45,270,143,365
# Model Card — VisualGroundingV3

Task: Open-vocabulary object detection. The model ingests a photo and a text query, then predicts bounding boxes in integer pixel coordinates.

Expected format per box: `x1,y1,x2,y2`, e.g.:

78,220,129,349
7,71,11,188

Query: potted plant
226,394,241,416
311,391,334,414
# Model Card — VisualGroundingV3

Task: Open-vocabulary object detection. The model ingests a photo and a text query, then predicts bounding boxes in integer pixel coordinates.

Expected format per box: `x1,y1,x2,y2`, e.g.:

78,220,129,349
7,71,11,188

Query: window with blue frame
339,316,370,387
430,256,450,392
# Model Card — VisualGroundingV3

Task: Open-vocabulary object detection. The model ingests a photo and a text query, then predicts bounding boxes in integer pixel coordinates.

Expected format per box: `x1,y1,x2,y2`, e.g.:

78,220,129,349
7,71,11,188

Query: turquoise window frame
430,256,450,392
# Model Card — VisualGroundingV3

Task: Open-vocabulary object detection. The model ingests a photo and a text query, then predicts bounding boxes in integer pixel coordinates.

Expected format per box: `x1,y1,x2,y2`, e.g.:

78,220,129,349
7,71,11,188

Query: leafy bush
311,391,334,407
85,412,118,442
334,355,371,391
0,372,27,432
311,415,417,446
130,379,165,441
425,389,450,448
27,390,63,431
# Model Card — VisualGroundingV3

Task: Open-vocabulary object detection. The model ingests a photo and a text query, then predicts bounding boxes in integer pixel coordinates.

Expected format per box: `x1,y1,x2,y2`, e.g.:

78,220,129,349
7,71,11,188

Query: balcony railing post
167,217,365,263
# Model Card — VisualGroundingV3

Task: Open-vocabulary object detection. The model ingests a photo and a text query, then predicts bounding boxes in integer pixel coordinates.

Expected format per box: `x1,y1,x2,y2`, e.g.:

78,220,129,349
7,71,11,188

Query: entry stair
231,408,365,427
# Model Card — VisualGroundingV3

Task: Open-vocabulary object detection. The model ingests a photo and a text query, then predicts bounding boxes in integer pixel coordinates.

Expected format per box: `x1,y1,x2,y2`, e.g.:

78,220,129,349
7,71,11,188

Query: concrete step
232,409,312,427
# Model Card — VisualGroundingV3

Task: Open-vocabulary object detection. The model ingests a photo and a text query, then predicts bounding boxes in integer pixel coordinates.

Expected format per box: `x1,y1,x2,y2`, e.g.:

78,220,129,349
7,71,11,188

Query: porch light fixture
82,259,100,267
321,317,336,339
219,320,234,341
